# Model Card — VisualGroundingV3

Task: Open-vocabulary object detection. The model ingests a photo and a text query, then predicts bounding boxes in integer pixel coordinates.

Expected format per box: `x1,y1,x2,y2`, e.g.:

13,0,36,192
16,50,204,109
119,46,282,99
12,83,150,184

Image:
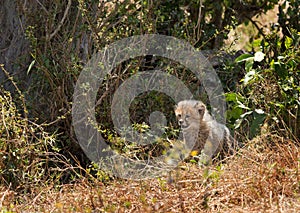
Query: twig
47,0,72,41
0,183,12,208
34,0,49,14
0,64,28,121
194,0,203,44
244,15,266,40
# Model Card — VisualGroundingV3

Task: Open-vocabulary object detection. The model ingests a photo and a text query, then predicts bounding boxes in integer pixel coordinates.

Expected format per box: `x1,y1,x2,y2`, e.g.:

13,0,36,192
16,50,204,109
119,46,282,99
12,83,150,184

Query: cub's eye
185,114,190,118
177,114,181,118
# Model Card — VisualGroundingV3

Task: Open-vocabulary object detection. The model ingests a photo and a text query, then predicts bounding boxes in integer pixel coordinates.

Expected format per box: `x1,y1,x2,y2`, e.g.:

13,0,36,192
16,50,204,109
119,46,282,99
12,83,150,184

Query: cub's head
174,100,206,129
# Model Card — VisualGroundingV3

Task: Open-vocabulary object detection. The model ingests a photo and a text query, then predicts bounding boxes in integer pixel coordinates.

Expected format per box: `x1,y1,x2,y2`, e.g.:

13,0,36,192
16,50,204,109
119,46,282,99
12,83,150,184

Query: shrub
0,86,68,190
227,0,299,141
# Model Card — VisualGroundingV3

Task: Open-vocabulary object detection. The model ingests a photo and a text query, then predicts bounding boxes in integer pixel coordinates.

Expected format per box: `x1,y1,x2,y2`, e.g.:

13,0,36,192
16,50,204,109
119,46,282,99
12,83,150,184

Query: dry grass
1,134,299,212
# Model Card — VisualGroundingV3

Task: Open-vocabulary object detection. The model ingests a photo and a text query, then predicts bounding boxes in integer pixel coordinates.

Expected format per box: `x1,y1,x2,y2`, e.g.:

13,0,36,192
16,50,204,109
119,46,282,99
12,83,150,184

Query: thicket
0,77,56,190
227,0,299,141
0,0,299,191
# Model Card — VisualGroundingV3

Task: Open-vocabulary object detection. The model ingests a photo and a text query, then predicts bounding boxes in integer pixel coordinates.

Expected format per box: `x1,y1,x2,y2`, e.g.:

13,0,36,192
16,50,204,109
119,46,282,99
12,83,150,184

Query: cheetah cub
174,100,237,162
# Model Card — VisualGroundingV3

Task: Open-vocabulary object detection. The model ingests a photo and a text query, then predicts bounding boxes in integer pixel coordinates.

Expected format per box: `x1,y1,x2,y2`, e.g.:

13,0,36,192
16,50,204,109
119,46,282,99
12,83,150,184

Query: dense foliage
227,0,299,141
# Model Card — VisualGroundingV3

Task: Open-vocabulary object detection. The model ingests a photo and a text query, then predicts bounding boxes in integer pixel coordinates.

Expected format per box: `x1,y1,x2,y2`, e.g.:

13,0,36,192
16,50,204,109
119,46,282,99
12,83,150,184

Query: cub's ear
174,104,178,110
194,102,206,117
198,105,205,117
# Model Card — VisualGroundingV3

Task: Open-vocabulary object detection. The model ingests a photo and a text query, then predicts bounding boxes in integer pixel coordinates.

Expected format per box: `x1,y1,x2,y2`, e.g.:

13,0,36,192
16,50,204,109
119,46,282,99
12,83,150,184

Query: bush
0,85,74,190
227,0,299,141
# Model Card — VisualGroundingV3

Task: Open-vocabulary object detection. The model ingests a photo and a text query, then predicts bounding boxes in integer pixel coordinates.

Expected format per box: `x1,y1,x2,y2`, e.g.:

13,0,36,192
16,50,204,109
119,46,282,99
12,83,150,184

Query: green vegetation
0,0,299,212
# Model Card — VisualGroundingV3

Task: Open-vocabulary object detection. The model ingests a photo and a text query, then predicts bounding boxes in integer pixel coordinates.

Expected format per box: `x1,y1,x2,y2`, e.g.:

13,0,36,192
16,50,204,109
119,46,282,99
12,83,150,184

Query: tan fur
174,100,236,160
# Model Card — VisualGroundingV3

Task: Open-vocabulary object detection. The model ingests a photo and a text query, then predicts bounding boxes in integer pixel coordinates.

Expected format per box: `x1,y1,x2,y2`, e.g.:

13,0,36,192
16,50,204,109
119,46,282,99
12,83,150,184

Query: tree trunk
0,0,31,92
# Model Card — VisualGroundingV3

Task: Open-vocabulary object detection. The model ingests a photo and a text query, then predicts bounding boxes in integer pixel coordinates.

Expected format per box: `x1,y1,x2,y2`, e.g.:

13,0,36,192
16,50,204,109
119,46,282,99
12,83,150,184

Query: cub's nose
178,119,183,125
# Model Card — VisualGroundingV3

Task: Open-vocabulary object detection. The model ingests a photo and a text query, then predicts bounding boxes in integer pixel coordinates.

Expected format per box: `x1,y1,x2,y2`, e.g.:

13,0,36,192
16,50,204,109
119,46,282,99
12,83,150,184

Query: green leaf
27,60,36,75
228,107,243,120
243,70,256,85
240,111,253,118
252,39,262,48
234,118,243,129
250,111,266,138
234,111,252,129
225,92,237,102
274,62,288,79
255,109,265,114
285,36,293,49
245,60,254,72
235,53,254,63
237,100,251,110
